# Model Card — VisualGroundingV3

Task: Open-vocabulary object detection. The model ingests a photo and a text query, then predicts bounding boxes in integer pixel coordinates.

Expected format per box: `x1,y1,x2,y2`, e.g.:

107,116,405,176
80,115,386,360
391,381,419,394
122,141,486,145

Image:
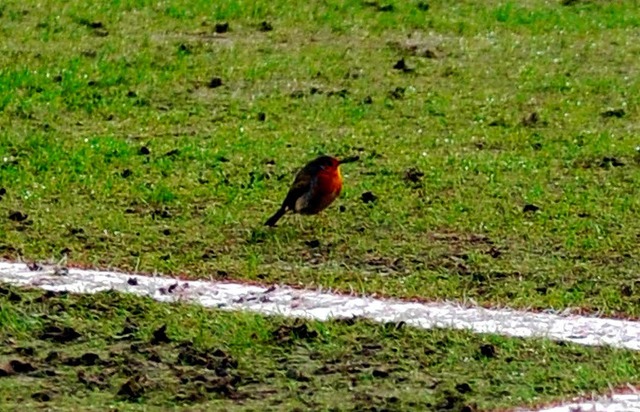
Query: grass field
1,0,639,409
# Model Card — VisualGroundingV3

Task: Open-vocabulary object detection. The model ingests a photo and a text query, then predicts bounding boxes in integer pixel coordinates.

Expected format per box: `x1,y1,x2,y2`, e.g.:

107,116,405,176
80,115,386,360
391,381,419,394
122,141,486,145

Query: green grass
1,0,639,317
1,284,640,411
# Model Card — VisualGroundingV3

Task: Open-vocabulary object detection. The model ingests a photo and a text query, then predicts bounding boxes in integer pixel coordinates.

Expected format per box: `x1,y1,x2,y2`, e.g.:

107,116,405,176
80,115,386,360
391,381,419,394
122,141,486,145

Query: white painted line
519,392,640,412
1,261,640,352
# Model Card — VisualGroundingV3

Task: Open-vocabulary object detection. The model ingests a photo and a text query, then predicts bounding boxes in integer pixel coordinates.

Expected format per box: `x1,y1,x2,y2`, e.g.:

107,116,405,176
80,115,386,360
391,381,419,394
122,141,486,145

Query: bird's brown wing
281,167,316,212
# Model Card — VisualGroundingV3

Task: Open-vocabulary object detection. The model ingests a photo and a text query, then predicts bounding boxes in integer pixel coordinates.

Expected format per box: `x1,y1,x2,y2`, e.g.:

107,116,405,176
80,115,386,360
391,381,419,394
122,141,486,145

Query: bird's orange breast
318,166,343,193
301,167,342,215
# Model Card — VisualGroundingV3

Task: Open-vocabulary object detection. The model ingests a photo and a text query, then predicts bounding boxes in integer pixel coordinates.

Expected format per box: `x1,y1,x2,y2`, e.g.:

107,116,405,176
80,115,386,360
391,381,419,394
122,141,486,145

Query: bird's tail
264,207,287,227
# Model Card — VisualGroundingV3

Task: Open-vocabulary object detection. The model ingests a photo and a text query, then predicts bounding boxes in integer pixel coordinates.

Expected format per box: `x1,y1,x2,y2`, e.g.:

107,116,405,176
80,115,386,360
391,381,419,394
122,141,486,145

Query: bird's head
313,155,359,172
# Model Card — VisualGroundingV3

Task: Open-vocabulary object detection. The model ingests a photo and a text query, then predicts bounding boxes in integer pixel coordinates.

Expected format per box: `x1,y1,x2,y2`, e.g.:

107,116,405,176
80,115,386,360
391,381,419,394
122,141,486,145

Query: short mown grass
1,285,640,411
0,0,639,316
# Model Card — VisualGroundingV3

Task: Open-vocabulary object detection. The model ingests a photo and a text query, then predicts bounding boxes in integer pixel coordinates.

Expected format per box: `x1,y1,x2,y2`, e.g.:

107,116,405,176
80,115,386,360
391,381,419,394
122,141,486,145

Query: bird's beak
338,156,360,165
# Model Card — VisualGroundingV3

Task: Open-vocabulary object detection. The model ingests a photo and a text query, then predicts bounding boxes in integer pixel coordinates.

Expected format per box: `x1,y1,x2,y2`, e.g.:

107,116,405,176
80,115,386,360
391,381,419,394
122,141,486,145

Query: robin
264,155,359,227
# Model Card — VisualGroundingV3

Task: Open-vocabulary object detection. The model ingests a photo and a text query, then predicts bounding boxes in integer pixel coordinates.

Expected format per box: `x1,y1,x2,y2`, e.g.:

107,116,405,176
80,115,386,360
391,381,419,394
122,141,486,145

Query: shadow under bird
264,155,359,227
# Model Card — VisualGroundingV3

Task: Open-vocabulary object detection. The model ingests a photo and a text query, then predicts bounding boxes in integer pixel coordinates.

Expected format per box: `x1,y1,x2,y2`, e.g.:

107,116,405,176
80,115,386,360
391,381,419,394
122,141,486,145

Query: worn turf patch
1,284,639,411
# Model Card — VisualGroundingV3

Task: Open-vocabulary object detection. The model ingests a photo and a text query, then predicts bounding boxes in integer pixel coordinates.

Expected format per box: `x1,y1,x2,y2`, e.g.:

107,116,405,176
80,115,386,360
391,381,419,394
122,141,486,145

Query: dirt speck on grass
117,374,146,401
305,239,321,248
177,344,238,370
361,191,378,204
393,58,413,72
286,368,312,382
39,325,81,343
62,352,103,366
271,321,319,344
478,344,497,359
364,1,394,12
599,156,625,168
208,77,223,88
0,286,22,302
388,86,405,99
77,370,110,390
404,167,424,186
150,324,171,344
372,368,390,378
8,211,28,222
5,359,37,374
432,387,474,412
214,22,229,33
258,21,273,32
601,108,625,118
521,111,540,127
31,391,52,402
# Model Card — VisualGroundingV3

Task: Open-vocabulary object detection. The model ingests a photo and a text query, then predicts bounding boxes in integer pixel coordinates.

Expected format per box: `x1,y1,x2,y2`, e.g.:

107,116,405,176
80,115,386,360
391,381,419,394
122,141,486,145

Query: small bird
264,155,359,227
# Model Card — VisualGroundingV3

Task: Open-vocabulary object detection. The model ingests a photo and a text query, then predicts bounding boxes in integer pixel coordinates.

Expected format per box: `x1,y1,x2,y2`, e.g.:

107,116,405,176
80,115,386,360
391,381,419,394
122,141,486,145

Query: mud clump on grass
477,343,497,359
214,22,229,33
434,389,475,411
62,352,103,367
363,1,394,12
33,290,67,302
31,391,52,402
305,239,321,248
285,368,312,382
208,77,223,88
404,167,424,187
361,191,378,204
14,346,35,356
2,359,37,375
114,317,139,340
601,108,625,118
364,256,405,273
174,371,244,401
150,324,171,344
176,343,238,371
599,156,625,168
117,374,146,401
77,370,110,390
8,210,28,222
393,58,414,73
0,286,22,302
521,111,540,127
39,324,81,343
388,86,405,99
163,149,180,158
258,21,273,32
271,321,319,345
